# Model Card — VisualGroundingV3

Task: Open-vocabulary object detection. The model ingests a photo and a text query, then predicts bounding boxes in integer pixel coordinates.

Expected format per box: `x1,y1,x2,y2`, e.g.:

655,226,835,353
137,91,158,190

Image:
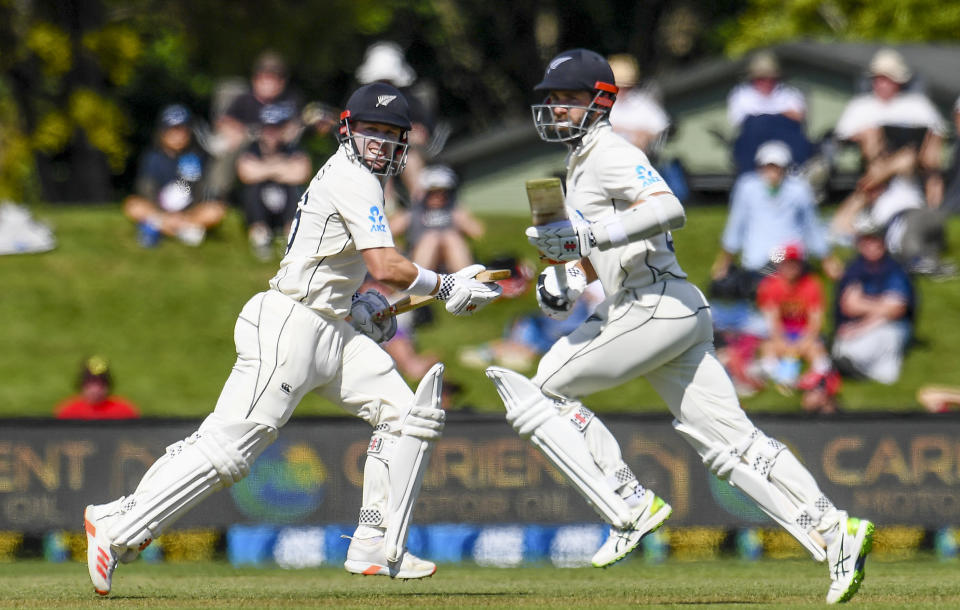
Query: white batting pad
383,363,445,562
672,420,827,561
103,417,276,551
486,367,633,528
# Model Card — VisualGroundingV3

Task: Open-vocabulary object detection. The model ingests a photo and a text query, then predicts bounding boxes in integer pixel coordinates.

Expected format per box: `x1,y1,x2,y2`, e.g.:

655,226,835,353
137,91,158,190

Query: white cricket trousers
215,290,415,429
534,279,755,447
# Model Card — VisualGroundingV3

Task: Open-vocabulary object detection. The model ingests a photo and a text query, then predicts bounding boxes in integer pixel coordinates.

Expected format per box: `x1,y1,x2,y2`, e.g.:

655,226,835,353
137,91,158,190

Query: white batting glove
536,263,587,320
436,263,503,316
349,290,397,343
525,218,595,262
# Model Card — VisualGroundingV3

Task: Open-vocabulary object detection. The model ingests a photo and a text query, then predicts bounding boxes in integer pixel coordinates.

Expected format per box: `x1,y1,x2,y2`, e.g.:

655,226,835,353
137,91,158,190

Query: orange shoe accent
138,538,153,551
94,588,109,596
84,518,96,537
96,565,107,579
362,565,382,575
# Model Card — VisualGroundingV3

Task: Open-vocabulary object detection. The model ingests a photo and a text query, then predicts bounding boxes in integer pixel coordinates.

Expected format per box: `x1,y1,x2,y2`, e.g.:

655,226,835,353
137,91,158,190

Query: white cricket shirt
564,122,687,294
269,146,394,317
834,91,946,140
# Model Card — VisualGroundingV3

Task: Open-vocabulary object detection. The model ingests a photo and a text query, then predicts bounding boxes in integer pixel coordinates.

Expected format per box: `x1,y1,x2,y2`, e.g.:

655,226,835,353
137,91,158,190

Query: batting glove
525,218,595,262
536,263,588,320
436,263,503,316
349,290,397,343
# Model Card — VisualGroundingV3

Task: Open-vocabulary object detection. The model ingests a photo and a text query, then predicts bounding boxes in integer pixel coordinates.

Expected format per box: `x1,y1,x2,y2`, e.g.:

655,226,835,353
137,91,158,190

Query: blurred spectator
55,356,139,420
607,54,670,157
756,244,840,412
356,41,438,203
941,95,960,213
712,141,840,293
607,54,688,201
123,105,227,248
727,51,812,175
236,103,312,260
832,223,915,385
830,48,951,275
208,50,303,198
388,165,484,273
459,281,605,372
916,385,960,413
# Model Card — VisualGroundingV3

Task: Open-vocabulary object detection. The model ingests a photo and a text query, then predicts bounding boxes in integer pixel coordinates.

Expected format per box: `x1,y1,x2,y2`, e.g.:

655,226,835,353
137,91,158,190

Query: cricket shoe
84,503,120,595
343,535,437,579
825,515,875,604
591,489,672,568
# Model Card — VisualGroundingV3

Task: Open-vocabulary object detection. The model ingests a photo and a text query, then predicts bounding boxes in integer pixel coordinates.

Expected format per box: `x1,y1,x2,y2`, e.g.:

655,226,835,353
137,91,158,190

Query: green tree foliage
723,0,960,55
0,0,740,202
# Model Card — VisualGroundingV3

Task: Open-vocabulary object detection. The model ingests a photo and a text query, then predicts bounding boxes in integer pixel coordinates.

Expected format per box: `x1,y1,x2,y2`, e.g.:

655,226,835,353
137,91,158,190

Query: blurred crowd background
3,0,960,417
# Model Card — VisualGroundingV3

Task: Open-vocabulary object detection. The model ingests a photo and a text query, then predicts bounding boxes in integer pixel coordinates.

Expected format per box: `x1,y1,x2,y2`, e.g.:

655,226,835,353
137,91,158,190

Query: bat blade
526,178,567,226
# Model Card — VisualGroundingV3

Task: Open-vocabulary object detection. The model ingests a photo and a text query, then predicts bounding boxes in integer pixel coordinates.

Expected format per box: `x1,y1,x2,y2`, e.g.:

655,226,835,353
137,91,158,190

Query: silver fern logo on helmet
376,95,397,107
548,56,573,71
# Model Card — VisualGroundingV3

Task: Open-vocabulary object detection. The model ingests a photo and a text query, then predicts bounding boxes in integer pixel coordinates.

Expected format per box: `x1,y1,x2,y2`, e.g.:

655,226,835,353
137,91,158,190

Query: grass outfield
2,204,959,417
4,558,960,608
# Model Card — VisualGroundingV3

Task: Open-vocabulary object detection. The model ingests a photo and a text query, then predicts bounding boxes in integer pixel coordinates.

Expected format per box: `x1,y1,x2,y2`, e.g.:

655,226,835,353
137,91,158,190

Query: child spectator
389,165,484,273
832,223,915,384
756,244,839,411
55,356,139,420
123,104,227,247
236,103,312,260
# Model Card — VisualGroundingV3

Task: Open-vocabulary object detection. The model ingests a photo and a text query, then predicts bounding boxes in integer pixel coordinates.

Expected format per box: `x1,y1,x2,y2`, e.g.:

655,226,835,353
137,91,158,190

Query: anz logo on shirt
635,164,662,189
368,206,387,233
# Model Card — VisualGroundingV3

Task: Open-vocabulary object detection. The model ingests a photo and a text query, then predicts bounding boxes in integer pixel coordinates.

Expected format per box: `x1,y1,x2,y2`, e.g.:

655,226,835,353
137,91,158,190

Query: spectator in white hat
831,48,951,274
713,140,837,287
607,54,671,157
356,42,437,203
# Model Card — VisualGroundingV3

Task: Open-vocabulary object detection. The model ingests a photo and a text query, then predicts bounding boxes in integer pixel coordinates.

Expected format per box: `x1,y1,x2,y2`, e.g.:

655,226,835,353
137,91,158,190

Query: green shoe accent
838,520,874,603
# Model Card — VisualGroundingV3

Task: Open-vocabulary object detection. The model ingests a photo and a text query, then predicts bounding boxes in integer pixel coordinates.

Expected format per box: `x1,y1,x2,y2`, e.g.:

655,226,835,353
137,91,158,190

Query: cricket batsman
83,82,502,595
485,49,873,604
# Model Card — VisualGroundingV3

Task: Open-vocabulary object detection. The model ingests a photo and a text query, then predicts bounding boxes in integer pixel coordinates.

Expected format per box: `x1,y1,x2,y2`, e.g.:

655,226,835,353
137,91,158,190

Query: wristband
404,263,439,296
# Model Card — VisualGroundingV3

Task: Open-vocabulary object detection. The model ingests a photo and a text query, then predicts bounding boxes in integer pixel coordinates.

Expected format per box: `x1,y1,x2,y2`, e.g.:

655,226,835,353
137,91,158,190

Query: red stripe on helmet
595,97,614,108
595,81,619,94
340,110,351,120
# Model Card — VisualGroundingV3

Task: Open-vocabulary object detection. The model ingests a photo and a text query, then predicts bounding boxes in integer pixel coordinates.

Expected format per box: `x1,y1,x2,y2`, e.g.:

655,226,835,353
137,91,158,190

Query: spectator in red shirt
756,244,840,412
54,356,140,420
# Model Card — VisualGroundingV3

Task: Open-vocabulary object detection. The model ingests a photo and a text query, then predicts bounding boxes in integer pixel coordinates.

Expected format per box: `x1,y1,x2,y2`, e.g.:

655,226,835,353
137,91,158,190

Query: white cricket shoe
344,535,437,579
84,504,119,596
825,515,875,604
591,489,672,568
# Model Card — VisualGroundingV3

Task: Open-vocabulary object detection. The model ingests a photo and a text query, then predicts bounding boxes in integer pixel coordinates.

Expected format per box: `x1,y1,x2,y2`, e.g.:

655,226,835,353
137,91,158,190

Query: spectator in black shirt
208,51,303,199
123,105,227,247
236,103,312,260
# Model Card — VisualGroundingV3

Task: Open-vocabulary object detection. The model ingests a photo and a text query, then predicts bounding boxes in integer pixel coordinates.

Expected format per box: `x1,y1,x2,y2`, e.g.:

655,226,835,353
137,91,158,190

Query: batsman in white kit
485,49,874,604
83,82,502,595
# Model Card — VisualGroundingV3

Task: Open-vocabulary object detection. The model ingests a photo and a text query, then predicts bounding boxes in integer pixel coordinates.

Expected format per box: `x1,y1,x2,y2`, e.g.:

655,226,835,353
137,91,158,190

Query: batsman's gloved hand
436,263,503,316
349,290,397,343
525,218,595,262
536,263,588,320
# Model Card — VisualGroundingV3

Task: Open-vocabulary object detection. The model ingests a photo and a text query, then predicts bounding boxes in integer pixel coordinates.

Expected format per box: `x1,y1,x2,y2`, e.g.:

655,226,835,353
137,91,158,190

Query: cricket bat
526,178,568,264
525,178,567,225
373,269,512,321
